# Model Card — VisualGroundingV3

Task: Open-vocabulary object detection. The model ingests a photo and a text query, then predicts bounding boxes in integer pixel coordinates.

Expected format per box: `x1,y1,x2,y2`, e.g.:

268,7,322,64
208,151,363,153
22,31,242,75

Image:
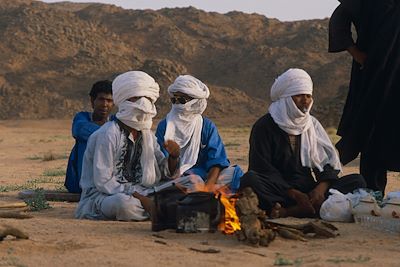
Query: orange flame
188,181,241,234
218,194,241,234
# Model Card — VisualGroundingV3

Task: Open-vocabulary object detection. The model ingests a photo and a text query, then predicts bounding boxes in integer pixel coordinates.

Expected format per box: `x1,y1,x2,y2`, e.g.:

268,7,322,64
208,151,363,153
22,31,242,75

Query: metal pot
176,192,223,233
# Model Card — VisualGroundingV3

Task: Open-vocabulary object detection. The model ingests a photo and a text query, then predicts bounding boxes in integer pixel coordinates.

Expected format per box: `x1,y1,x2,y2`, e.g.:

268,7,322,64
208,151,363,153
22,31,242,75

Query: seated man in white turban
156,75,243,193
75,71,180,221
240,69,366,218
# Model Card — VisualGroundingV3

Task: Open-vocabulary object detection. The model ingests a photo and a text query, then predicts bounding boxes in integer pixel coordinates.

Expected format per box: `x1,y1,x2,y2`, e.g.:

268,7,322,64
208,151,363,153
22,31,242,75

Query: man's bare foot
133,192,154,218
287,189,316,218
285,204,316,218
270,203,288,218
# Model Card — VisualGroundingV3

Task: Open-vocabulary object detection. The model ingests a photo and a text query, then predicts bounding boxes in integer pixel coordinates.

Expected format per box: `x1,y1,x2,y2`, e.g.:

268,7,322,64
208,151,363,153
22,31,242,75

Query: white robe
75,121,175,221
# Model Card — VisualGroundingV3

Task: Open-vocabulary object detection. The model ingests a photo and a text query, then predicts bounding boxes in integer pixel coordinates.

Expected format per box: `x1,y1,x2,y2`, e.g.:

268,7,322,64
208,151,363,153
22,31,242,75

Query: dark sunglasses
170,96,193,104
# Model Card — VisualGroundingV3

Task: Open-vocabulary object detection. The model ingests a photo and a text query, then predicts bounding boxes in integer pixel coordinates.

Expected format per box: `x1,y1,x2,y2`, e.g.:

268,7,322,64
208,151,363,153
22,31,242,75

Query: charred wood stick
189,247,221,254
308,221,339,238
244,250,267,257
0,225,29,241
277,228,308,242
264,219,309,230
154,240,167,245
265,222,310,234
19,190,80,202
294,221,338,236
0,207,29,213
278,226,307,238
152,234,165,239
0,212,33,219
264,219,338,235
319,221,339,231
0,202,27,209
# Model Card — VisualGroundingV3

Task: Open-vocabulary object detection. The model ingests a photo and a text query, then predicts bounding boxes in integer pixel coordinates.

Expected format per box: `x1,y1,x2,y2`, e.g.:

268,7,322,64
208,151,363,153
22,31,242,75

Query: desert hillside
0,0,350,126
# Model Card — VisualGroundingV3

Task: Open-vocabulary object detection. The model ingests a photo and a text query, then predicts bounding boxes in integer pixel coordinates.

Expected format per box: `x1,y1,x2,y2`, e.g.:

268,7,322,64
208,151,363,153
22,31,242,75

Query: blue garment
156,117,242,190
65,112,114,193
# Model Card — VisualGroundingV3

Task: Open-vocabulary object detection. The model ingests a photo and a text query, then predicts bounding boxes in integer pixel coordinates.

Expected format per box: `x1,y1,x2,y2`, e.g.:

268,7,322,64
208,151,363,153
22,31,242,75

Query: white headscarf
112,71,161,187
268,68,342,172
164,75,210,174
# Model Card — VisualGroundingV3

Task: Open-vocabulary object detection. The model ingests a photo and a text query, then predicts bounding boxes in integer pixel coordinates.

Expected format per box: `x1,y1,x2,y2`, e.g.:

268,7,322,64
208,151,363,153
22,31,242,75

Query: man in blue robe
65,80,114,193
156,75,243,192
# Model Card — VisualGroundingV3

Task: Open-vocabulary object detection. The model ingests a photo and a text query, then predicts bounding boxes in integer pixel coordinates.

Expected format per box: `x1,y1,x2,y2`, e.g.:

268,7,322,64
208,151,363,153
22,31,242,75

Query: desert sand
0,119,399,267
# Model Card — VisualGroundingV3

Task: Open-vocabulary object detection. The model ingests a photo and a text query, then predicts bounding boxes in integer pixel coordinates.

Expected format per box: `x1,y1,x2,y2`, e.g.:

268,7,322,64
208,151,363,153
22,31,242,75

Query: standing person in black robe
240,69,366,218
329,0,400,193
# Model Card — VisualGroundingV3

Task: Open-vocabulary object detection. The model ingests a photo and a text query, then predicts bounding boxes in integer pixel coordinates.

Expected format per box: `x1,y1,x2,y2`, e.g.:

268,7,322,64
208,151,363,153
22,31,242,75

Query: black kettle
176,192,223,233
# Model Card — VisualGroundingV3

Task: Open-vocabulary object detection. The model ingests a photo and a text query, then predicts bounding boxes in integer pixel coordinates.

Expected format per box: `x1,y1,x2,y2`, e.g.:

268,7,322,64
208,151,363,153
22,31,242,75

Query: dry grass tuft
27,151,68,161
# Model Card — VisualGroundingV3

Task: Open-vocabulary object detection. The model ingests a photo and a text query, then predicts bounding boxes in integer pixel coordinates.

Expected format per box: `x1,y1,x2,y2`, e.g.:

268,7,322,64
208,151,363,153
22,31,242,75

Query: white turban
165,75,209,174
112,71,161,187
112,71,159,106
270,68,313,102
268,68,342,172
167,75,210,99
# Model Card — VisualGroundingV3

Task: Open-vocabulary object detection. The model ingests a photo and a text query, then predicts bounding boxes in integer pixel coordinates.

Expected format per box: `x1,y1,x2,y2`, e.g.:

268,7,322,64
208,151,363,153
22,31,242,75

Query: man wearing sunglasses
156,75,243,193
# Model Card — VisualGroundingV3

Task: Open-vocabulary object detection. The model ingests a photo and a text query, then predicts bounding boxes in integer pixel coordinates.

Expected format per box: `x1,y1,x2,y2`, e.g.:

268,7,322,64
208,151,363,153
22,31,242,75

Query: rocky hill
0,0,350,126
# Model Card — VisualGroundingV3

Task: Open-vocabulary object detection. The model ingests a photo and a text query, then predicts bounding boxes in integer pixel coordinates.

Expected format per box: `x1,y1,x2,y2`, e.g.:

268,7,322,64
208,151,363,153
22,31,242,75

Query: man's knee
239,170,260,189
332,173,367,195
188,174,204,184
116,195,147,221
113,194,132,212
102,193,146,221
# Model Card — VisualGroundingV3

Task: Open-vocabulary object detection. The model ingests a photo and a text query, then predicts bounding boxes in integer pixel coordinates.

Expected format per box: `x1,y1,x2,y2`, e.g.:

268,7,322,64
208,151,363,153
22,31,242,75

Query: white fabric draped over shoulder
268,68,342,172
75,121,173,220
164,75,210,174
112,71,160,187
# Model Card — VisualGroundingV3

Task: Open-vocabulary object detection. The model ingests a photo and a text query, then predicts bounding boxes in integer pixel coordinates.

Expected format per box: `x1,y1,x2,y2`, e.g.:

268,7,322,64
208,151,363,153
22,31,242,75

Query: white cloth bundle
112,71,161,187
164,75,210,174
268,68,342,172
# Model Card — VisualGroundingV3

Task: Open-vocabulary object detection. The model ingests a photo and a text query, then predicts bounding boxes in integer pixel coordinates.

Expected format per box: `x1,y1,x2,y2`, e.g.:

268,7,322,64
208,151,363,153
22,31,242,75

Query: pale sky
42,0,340,21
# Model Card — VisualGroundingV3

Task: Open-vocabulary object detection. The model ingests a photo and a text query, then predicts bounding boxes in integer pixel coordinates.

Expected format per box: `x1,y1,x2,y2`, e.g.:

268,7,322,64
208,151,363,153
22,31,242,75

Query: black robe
240,114,365,212
248,114,340,191
329,0,400,170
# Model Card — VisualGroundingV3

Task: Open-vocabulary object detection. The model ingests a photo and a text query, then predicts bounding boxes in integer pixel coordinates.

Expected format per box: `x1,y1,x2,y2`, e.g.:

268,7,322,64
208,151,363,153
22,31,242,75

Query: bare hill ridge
0,0,350,125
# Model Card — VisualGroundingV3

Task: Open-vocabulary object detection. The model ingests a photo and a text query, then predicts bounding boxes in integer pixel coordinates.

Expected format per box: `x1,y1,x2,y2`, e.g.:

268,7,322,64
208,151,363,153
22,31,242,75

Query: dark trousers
239,171,366,213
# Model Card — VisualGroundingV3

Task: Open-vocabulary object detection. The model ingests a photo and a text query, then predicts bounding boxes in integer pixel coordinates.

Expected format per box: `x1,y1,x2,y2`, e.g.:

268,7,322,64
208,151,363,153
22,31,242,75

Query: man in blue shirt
156,75,243,193
65,80,114,193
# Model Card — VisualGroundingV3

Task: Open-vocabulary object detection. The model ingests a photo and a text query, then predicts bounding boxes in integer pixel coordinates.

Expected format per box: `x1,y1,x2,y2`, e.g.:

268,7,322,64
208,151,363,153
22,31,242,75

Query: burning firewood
236,188,340,245
235,187,276,247
264,220,339,239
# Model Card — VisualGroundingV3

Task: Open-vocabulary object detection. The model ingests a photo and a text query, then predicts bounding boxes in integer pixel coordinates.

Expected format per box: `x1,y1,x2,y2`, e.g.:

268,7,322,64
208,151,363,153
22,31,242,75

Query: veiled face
127,96,152,103
291,94,313,113
170,92,193,104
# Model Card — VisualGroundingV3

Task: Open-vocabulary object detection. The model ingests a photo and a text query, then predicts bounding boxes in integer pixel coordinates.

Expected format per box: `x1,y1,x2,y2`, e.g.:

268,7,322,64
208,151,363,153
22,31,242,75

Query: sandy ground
0,119,399,267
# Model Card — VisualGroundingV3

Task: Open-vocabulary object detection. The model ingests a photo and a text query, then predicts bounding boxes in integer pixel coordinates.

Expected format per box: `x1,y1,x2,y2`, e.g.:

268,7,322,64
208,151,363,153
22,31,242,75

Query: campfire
217,193,241,234
152,186,339,247
152,184,242,234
